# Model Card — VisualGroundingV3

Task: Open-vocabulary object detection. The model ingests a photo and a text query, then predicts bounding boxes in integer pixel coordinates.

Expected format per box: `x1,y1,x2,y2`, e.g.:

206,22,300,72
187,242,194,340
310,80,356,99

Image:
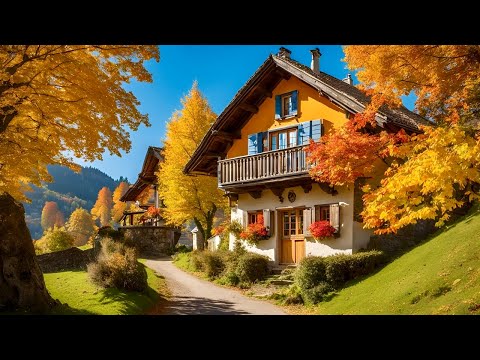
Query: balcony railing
218,145,309,187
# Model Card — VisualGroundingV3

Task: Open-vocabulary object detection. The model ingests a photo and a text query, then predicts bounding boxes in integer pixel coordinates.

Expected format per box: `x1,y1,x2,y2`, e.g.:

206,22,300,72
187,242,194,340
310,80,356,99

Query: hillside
315,204,480,315
23,165,125,239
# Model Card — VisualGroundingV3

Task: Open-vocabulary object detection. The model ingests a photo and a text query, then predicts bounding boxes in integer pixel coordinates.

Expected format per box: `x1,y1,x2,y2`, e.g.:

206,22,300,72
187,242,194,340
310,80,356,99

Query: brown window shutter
263,209,272,236
243,210,249,229
330,203,340,233
303,207,313,236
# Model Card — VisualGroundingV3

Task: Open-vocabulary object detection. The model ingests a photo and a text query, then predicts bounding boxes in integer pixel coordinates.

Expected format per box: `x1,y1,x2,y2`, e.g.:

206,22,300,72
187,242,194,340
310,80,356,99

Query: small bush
190,250,206,271
302,282,334,305
87,238,147,292
216,271,240,286
295,256,327,291
202,251,227,278
235,253,270,283
295,250,385,304
175,244,191,253
97,226,124,241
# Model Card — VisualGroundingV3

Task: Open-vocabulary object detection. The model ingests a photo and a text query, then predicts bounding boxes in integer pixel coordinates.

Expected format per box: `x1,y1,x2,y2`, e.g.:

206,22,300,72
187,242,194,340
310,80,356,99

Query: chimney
310,48,321,74
343,74,353,85
278,47,291,59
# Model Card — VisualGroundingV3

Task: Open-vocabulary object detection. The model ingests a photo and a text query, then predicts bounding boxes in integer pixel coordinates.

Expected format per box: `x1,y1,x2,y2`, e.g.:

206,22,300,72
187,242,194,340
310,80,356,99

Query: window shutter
275,95,281,119
311,119,322,142
243,210,249,229
303,207,313,236
298,122,311,146
262,132,268,151
263,209,272,236
330,203,340,233
248,133,258,155
257,132,264,154
291,90,298,116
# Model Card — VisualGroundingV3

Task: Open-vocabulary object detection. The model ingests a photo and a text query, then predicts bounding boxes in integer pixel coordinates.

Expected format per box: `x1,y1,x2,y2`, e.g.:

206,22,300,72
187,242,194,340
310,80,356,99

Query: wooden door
280,209,305,264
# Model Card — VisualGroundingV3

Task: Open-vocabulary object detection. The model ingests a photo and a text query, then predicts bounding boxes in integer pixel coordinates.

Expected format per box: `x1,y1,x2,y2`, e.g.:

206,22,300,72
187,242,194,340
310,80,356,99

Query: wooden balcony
218,146,310,188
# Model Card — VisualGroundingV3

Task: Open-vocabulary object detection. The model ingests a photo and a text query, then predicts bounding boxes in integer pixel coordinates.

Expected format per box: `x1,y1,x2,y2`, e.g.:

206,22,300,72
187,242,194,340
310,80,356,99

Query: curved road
145,257,286,315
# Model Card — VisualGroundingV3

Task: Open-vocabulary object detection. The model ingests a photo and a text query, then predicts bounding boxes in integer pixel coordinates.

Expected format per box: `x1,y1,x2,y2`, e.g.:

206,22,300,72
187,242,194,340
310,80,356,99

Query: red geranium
213,225,225,236
309,220,336,240
240,215,269,245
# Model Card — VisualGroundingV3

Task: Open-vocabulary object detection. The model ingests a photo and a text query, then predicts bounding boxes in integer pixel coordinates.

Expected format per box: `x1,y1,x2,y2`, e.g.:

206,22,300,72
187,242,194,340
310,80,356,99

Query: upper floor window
275,90,298,119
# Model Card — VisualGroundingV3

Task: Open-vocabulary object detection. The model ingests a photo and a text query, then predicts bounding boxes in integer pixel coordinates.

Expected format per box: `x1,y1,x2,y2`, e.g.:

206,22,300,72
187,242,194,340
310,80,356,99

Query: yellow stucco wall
227,76,349,159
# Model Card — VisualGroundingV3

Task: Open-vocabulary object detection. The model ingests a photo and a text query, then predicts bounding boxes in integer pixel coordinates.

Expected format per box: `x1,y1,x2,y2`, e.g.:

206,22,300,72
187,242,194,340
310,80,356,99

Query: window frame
247,210,263,225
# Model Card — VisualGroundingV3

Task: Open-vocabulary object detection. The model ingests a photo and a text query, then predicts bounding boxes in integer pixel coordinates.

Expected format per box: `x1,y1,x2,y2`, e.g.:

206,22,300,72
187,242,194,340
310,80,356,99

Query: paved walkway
145,257,286,315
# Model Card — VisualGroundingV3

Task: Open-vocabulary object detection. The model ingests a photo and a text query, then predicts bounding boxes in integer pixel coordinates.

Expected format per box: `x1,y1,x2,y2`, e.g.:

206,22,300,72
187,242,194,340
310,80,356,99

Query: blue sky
75,45,415,182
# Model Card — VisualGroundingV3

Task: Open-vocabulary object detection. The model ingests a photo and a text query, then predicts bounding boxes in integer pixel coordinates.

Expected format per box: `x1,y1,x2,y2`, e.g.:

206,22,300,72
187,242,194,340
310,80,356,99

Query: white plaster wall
352,221,373,251
229,184,371,262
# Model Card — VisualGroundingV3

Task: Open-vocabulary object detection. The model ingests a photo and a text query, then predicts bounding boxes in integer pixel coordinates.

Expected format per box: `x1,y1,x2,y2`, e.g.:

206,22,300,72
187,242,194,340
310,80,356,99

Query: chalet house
119,146,182,255
184,47,429,265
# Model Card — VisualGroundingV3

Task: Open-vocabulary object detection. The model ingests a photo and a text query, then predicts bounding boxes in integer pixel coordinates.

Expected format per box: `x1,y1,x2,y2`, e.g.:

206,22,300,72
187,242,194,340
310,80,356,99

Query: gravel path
145,257,286,315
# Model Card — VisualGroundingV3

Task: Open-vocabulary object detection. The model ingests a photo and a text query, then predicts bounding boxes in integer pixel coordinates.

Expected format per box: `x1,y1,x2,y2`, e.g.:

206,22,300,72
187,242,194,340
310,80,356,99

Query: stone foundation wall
119,226,180,257
37,248,95,273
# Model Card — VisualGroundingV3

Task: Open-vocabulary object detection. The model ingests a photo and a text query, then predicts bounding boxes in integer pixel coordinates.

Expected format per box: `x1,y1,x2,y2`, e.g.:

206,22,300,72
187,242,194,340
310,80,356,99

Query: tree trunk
0,193,55,313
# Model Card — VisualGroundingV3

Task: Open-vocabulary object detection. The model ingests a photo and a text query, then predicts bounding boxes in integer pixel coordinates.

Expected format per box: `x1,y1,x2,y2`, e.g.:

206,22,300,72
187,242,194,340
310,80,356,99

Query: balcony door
280,208,305,264
270,128,297,151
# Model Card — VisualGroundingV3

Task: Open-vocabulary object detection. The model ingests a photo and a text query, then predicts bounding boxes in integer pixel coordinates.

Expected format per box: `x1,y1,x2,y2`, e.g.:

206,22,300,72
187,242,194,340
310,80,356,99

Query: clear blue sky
75,45,415,182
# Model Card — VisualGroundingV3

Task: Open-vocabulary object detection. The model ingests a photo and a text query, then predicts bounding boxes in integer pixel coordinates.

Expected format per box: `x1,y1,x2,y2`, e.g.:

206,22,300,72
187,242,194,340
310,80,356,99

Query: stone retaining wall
119,226,181,257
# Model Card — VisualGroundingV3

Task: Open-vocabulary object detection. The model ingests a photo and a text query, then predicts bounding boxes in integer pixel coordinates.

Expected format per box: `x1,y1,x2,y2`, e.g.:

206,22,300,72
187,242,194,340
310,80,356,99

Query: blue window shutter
257,132,263,153
311,120,322,142
248,133,258,155
298,122,311,145
291,90,298,116
275,95,281,119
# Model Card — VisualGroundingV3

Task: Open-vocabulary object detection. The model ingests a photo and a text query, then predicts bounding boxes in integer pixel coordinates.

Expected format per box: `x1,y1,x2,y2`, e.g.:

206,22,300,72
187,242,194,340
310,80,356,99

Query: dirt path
145,257,286,315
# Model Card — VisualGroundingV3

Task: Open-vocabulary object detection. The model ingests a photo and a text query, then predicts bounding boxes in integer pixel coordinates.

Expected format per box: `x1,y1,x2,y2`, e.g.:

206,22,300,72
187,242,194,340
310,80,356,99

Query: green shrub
295,256,327,291
302,282,334,305
97,226,124,241
202,251,227,278
234,253,270,283
87,238,147,292
216,271,240,286
190,250,206,271
295,250,385,304
175,244,191,253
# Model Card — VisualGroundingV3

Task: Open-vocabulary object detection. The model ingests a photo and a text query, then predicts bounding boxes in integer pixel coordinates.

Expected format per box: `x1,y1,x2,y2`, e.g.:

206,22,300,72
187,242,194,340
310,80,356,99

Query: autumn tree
308,45,480,234
111,181,130,223
91,187,113,227
157,82,228,247
40,201,64,231
0,45,159,312
66,207,96,246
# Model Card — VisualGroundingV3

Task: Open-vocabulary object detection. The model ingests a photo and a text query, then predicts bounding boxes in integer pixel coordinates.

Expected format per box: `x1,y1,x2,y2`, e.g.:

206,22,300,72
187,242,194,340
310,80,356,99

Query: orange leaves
306,123,391,186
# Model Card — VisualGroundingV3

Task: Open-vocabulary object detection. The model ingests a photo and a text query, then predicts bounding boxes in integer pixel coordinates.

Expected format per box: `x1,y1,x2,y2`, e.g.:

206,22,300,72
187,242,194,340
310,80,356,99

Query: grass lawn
315,205,480,314
46,261,169,315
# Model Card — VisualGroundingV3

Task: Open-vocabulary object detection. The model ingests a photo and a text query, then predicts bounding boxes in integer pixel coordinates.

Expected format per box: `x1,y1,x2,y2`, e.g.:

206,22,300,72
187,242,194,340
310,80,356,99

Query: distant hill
24,165,127,240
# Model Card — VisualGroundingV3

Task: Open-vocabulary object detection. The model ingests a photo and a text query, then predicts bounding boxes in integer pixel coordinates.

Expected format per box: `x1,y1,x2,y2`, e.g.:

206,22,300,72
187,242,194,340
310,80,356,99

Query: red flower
239,218,269,245
309,220,336,240
213,225,225,236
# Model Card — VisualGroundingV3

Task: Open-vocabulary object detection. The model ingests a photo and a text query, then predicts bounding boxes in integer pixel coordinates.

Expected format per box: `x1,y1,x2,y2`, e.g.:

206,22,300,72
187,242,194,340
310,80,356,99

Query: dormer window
275,90,298,119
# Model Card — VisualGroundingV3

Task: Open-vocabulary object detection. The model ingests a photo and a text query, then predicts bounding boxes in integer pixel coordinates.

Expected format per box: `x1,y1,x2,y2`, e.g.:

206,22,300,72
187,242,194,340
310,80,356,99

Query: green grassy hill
316,205,480,315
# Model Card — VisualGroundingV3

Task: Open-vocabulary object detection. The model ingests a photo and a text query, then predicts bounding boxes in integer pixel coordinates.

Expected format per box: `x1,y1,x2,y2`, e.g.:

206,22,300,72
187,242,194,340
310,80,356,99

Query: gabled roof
184,51,431,175
120,146,163,202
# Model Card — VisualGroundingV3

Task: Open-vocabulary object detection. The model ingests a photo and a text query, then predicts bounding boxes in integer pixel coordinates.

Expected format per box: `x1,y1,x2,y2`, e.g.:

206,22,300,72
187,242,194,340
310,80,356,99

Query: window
270,127,298,150
275,90,298,119
282,94,293,117
312,203,340,233
248,210,263,225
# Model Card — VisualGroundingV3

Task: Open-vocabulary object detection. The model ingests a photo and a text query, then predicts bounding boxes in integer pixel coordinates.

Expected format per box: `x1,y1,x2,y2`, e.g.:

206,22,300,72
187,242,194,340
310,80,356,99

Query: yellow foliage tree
66,207,96,246
91,186,113,227
40,201,64,231
157,82,228,247
0,45,159,201
341,45,480,233
111,181,130,223
0,45,158,312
